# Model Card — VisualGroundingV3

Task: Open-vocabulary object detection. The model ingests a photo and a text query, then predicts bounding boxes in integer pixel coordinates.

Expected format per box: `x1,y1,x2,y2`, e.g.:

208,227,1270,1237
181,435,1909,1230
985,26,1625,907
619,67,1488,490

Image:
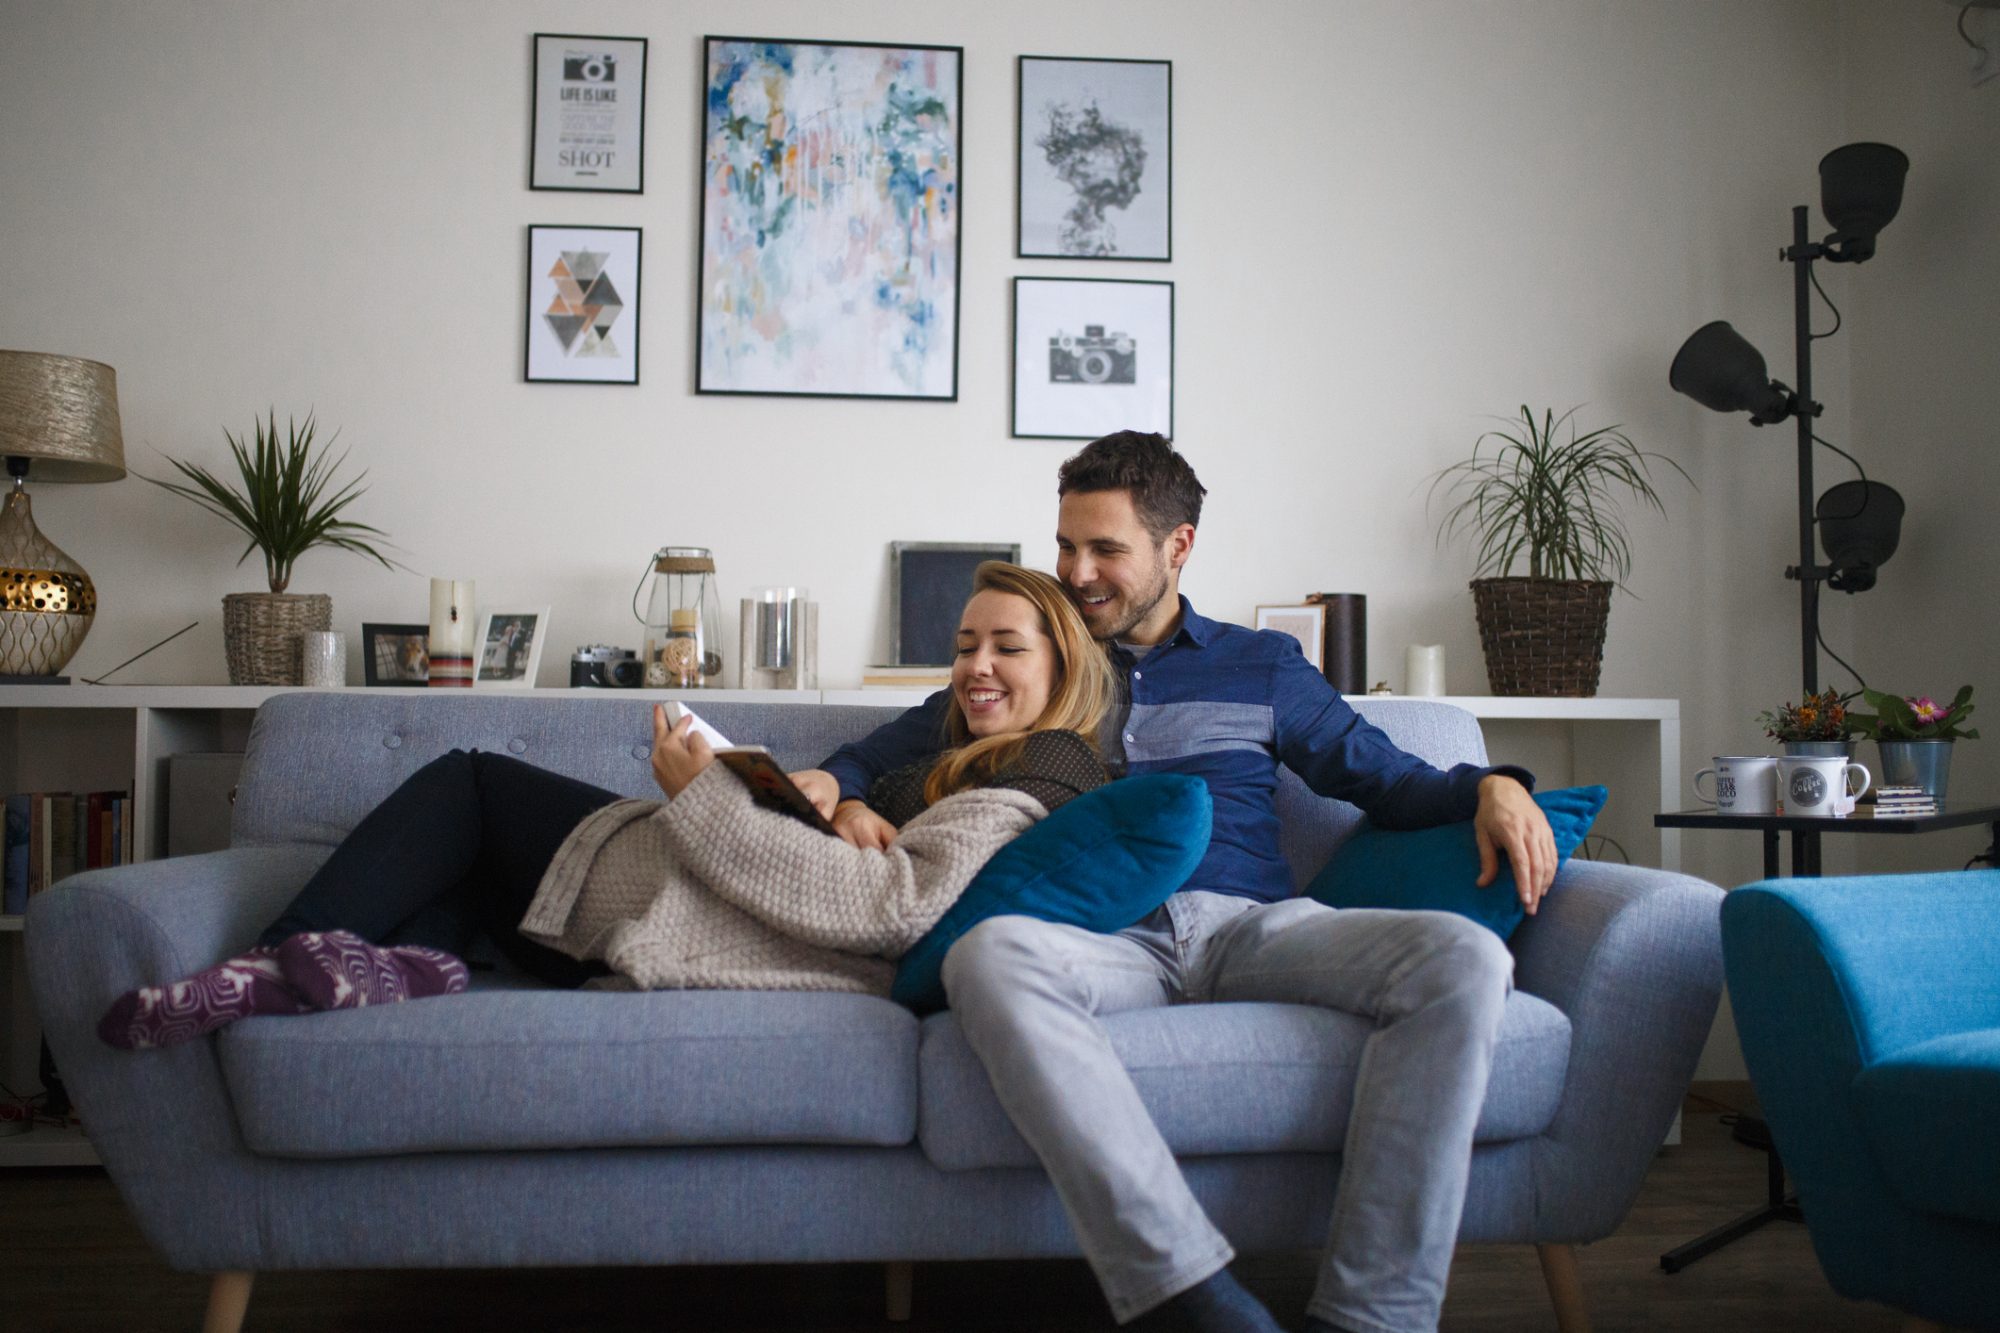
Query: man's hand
650,704,715,799
831,799,896,850
1473,774,1558,913
789,768,841,820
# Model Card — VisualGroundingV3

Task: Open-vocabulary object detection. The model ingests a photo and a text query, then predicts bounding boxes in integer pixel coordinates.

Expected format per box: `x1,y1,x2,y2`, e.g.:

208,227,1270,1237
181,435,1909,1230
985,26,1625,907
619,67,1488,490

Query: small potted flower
1848,686,1978,802
1756,688,1861,758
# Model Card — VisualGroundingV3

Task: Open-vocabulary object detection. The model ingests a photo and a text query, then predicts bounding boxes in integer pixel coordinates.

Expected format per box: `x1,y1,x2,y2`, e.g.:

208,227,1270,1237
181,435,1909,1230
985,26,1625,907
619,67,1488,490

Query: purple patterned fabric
276,930,469,1010
97,947,311,1050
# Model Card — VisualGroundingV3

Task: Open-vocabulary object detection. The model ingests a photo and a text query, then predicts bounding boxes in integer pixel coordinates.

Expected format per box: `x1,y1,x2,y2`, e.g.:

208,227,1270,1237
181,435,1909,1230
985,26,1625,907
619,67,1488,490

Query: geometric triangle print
593,331,619,358
575,326,604,357
549,257,573,280
562,250,605,283
581,274,623,310
579,304,603,329
544,313,587,351
554,276,586,306
547,293,579,317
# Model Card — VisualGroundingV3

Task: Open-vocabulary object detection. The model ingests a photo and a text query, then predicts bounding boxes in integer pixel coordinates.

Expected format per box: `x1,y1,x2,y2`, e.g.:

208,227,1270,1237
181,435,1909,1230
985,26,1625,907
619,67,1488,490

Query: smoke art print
1018,57,1171,261
698,37,963,399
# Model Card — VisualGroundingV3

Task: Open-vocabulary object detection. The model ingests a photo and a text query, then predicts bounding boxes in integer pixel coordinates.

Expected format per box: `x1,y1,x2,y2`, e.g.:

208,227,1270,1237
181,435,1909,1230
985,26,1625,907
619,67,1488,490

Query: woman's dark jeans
257,750,622,987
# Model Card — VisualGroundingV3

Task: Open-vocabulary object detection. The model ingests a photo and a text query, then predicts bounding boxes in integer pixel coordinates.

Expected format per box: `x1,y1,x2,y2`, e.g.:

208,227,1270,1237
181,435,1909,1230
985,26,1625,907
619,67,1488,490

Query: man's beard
1083,558,1172,642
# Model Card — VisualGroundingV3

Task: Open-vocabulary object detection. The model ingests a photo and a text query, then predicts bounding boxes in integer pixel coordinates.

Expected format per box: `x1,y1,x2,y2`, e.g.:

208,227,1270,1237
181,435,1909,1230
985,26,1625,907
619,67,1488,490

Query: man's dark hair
1056,431,1206,540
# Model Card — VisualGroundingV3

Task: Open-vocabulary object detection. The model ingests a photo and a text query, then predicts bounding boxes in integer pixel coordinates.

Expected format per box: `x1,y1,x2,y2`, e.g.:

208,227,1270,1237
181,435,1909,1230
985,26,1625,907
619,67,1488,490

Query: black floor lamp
1669,143,1910,697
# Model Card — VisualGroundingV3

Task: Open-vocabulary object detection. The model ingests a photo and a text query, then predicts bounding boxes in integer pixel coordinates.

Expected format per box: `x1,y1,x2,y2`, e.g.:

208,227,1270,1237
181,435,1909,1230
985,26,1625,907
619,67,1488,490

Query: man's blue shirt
821,597,1530,904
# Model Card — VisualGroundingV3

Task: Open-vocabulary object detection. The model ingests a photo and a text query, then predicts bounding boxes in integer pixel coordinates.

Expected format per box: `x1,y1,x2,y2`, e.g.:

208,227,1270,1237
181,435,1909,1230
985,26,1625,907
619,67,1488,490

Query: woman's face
952,589,1058,738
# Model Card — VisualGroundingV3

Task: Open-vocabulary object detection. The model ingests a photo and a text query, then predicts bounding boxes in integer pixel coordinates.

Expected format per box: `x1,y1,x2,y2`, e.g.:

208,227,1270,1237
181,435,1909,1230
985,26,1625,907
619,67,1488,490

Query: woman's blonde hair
923,562,1113,805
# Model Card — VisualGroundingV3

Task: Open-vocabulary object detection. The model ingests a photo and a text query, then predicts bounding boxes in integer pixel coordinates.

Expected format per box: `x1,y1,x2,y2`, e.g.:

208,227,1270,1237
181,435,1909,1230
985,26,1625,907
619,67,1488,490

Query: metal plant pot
1783,740,1856,759
1876,739,1954,803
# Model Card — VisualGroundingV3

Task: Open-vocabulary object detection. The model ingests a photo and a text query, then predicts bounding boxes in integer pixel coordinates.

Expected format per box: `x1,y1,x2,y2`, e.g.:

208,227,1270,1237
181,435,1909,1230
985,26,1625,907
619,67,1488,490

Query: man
793,432,1558,1333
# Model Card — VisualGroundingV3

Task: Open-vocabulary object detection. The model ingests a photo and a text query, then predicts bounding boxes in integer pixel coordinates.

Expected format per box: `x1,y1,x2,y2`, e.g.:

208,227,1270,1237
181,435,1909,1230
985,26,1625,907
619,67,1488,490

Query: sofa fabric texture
27,691,1725,1279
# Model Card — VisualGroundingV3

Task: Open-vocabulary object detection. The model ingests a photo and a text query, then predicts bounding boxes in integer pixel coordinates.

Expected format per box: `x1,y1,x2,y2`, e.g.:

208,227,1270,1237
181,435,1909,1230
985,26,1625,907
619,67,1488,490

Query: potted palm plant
1848,686,1977,802
1430,406,1689,696
148,411,396,684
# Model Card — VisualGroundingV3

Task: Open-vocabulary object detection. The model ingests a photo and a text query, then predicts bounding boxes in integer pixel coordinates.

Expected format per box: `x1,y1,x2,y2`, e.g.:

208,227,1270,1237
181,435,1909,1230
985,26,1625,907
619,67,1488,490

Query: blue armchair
1722,871,2000,1332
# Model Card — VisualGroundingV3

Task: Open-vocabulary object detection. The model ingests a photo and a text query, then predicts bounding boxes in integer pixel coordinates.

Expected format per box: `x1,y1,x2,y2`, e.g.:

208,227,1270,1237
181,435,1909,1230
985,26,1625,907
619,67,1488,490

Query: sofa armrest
1506,857,1725,1238
24,844,329,1270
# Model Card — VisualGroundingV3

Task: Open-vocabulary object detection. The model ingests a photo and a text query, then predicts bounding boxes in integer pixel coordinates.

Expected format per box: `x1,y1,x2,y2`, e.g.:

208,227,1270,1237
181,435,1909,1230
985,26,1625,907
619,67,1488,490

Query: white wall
3,1,1984,1072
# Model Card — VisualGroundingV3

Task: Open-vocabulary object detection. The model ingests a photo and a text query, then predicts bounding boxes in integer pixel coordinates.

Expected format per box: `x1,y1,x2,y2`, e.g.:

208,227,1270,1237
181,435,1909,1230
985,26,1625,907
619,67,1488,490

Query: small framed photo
1012,277,1173,440
1254,604,1327,671
531,34,647,192
362,624,429,687
475,608,552,689
1018,56,1171,260
525,224,641,384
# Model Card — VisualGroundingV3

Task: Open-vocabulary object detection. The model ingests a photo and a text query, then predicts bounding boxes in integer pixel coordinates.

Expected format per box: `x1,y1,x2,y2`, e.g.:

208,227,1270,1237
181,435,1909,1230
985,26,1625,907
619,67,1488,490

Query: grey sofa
27,691,1724,1331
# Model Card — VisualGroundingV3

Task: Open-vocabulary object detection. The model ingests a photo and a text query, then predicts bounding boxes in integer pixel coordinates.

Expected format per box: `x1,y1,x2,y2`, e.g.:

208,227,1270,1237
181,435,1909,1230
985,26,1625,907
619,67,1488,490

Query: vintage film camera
1049,325,1136,385
563,53,617,82
571,644,644,688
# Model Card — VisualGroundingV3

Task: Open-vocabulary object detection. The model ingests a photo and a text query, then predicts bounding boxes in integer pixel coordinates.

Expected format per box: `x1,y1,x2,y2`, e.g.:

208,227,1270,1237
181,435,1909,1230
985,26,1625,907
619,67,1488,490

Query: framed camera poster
1018,56,1171,260
698,36,963,400
1012,277,1173,440
525,225,641,384
531,33,647,192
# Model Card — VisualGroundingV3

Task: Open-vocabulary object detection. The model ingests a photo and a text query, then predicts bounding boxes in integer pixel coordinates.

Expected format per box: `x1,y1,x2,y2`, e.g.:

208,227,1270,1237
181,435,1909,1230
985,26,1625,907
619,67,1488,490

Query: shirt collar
1170,596,1214,648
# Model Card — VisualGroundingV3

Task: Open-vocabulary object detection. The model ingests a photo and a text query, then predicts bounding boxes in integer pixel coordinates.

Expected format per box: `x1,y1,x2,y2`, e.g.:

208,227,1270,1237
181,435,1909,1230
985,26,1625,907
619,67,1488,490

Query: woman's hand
651,704,715,799
831,799,897,850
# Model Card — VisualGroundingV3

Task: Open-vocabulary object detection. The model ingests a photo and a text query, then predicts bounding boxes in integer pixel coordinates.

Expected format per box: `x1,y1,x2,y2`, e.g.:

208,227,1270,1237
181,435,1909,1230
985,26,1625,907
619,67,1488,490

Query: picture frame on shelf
890,542,1021,666
361,624,429,687
1012,277,1173,440
1254,604,1328,671
531,33,647,192
1018,56,1171,260
697,35,963,400
474,608,552,689
525,224,641,385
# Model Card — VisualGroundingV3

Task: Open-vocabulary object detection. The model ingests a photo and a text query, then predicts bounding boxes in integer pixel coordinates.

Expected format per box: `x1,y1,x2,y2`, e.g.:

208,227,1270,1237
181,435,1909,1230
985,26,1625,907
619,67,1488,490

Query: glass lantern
634,547,724,688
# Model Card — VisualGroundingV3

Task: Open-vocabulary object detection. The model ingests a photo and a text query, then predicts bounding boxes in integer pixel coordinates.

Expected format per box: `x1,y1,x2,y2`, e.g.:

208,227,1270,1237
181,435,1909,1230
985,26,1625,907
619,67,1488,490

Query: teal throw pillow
1304,785,1607,940
892,773,1212,1014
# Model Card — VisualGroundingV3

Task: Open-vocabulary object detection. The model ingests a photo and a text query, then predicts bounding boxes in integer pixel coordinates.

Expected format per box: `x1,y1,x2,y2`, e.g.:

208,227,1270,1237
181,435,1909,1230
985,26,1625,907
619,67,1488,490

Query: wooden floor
0,1092,1902,1333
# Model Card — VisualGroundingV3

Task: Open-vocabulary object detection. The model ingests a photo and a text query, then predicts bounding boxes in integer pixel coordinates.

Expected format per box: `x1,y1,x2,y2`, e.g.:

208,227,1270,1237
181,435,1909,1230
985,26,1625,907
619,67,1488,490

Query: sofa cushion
1851,1028,2000,1227
219,986,918,1158
916,991,1572,1171
1304,786,1607,939
892,773,1213,1014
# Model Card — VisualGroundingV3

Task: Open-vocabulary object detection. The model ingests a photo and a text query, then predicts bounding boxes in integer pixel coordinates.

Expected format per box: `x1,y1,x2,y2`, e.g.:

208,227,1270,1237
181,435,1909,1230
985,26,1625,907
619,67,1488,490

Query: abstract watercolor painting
698,37,963,399
1018,57,1171,261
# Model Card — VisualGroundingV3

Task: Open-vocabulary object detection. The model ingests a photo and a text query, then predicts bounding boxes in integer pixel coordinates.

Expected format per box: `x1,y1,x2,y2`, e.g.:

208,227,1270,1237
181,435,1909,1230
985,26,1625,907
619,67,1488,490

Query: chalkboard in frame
890,542,1023,666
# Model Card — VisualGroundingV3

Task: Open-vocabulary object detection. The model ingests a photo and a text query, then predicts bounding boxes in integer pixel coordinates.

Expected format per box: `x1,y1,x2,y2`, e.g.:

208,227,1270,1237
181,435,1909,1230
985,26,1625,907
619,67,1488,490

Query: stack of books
860,665,953,690
1,790,133,916
1862,785,1939,819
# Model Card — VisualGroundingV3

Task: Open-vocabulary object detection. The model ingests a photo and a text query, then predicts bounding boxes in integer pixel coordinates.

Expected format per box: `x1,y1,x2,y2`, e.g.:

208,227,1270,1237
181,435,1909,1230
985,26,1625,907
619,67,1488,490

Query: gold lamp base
0,482,95,680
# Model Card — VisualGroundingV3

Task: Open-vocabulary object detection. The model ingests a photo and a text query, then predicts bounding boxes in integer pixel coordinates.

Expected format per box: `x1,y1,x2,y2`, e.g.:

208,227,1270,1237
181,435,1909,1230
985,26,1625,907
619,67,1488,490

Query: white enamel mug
1776,755,1871,817
1692,756,1780,815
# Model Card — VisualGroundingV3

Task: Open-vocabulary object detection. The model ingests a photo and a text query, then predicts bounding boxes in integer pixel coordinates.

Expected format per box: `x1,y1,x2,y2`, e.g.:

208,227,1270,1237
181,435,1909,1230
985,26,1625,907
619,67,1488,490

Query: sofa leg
203,1271,254,1333
1535,1243,1591,1333
885,1260,913,1322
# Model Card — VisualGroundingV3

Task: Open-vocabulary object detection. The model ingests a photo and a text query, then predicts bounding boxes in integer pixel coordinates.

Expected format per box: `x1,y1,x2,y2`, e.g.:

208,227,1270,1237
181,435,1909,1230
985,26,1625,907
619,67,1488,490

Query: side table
1652,800,2000,1273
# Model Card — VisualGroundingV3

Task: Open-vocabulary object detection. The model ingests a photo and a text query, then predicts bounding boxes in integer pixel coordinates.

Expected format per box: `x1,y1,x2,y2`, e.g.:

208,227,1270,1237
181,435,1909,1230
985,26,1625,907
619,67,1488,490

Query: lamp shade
1817,480,1904,592
1819,143,1908,260
1669,321,1792,424
0,351,127,482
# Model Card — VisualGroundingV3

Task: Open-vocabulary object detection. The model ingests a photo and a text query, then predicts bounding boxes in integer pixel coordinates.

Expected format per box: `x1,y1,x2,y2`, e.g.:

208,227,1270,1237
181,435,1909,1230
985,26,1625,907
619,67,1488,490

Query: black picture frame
1017,56,1172,261
1011,276,1174,440
524,224,642,385
530,33,648,193
890,542,1021,666
362,623,429,687
696,35,964,401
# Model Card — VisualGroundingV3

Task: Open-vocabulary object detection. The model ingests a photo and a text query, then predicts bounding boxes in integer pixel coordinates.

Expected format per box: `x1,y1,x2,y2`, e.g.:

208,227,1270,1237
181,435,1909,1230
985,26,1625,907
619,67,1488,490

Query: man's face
1055,489,1189,645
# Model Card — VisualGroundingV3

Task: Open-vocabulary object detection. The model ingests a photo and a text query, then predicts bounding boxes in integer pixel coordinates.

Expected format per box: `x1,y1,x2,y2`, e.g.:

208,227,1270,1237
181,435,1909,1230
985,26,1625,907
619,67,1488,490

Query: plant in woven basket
1429,406,1689,696
146,410,395,594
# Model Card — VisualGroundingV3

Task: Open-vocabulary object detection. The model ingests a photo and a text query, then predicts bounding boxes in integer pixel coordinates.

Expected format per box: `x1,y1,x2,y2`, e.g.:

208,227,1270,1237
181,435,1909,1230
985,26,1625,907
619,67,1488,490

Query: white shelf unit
0,684,1679,1167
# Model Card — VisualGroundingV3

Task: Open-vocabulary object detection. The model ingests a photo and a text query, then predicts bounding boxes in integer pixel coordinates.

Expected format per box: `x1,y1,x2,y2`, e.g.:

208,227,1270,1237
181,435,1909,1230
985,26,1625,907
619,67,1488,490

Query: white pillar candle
1406,644,1447,697
428,579,477,687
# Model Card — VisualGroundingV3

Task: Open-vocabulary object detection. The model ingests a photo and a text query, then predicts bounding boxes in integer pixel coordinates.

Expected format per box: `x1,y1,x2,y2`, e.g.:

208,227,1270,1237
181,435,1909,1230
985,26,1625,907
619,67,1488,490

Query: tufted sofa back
231,692,1490,881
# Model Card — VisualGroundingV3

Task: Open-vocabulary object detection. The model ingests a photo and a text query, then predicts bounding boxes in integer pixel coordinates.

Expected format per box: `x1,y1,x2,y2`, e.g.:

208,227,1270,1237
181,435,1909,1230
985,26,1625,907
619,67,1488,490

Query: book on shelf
0,789,132,907
859,665,952,690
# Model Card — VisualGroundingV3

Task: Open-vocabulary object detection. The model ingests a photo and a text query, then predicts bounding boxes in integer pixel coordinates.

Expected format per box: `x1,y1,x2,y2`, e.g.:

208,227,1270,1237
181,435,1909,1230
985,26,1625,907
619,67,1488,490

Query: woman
100,564,1112,1049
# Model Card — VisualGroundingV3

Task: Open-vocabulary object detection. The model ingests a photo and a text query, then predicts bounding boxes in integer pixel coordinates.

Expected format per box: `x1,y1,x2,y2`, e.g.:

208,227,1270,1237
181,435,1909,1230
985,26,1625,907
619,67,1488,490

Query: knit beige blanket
517,761,1045,995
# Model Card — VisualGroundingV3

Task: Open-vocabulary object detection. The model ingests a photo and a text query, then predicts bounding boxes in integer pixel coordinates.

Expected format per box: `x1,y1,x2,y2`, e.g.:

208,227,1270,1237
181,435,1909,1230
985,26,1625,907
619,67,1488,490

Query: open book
663,702,838,836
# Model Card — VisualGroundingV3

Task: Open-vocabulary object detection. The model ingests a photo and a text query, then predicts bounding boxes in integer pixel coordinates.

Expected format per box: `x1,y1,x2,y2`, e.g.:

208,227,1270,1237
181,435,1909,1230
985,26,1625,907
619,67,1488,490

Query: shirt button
1124,733,1135,743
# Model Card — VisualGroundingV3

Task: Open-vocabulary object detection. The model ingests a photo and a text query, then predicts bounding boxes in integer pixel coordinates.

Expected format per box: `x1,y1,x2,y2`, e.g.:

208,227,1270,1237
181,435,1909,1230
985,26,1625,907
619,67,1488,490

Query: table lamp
0,351,128,682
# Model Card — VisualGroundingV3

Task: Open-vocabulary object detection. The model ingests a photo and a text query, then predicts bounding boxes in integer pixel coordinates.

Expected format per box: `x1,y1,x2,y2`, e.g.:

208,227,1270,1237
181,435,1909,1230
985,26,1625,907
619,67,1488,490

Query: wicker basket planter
222,592,331,685
1470,577,1611,697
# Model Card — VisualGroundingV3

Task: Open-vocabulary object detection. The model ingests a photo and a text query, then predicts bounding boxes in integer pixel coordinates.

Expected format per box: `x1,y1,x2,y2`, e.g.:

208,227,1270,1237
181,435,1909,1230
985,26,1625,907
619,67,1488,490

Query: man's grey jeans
940,890,1515,1333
